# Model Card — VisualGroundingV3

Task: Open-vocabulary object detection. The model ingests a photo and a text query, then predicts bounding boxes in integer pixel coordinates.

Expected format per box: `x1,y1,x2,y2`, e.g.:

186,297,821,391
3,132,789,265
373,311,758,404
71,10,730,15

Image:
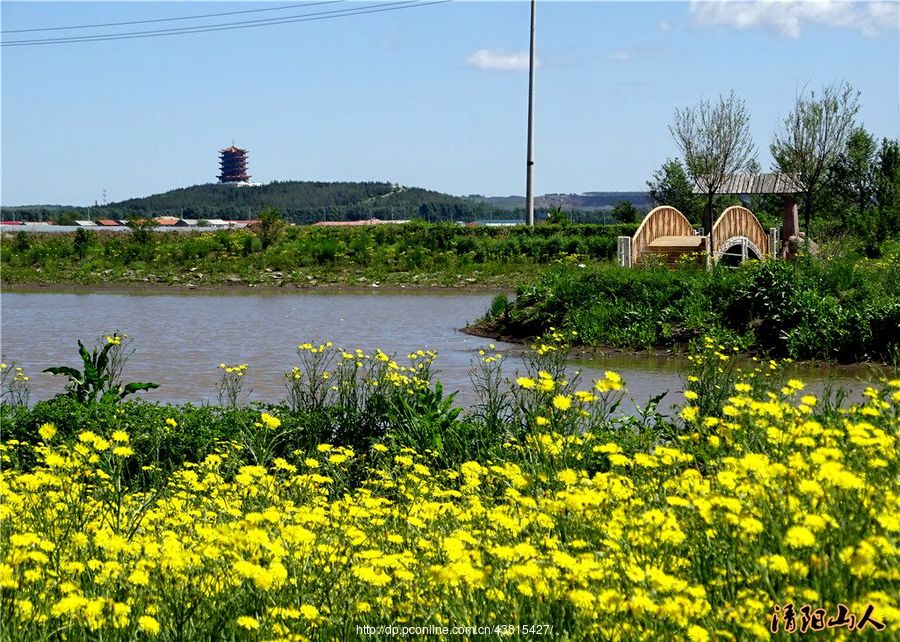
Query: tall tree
771,82,861,236
254,205,286,249
874,138,900,244
646,158,704,224
670,91,756,239
611,200,639,224
56,211,78,226
827,127,877,234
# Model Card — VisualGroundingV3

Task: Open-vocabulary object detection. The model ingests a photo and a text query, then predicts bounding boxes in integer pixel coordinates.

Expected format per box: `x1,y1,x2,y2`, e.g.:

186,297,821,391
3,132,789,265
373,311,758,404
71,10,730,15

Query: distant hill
466,191,653,211
2,181,508,225
2,182,653,224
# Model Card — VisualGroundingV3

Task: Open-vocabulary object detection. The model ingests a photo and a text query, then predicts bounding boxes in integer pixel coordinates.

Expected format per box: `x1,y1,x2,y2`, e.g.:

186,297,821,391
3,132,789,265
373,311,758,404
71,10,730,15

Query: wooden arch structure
619,204,773,267
711,206,768,261
627,206,705,266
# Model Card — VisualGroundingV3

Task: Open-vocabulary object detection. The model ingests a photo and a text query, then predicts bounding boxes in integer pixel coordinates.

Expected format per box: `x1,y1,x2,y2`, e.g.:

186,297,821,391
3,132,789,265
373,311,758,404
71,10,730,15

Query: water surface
1,291,876,413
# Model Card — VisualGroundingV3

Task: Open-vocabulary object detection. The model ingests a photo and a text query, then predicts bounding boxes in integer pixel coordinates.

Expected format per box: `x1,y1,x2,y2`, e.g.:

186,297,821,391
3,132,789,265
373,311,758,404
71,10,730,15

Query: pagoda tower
218,145,251,183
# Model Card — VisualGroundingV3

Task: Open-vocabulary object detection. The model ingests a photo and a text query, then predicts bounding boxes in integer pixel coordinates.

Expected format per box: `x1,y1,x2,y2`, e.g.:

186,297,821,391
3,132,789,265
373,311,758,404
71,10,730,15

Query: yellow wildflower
38,423,56,441
236,616,260,630
260,412,281,430
681,406,699,422
516,377,536,390
785,526,816,548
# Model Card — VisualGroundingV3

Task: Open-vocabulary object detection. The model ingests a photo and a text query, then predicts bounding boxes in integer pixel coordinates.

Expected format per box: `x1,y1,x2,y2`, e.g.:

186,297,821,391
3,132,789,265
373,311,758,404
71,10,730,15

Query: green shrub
484,255,900,363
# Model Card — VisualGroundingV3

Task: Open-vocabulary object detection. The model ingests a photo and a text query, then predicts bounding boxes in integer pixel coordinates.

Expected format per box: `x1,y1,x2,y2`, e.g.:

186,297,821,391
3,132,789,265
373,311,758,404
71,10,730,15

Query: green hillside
467,191,653,211
2,181,508,224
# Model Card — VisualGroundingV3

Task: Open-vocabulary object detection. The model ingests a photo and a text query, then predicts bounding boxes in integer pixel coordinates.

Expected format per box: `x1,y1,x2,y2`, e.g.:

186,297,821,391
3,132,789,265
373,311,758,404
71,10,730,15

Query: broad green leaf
122,381,160,395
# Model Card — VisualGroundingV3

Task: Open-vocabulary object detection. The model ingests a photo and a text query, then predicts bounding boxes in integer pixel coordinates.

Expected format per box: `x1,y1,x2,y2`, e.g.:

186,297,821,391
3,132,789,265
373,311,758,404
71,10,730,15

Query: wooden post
782,195,799,240
617,236,632,267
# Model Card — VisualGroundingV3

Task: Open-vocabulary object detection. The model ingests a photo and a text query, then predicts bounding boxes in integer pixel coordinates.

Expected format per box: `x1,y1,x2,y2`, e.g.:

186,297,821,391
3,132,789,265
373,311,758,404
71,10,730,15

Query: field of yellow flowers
1,338,898,641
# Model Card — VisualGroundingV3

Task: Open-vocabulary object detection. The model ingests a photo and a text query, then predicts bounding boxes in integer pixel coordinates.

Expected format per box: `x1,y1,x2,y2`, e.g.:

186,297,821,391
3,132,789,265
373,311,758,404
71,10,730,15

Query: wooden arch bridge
619,205,774,267
617,173,800,268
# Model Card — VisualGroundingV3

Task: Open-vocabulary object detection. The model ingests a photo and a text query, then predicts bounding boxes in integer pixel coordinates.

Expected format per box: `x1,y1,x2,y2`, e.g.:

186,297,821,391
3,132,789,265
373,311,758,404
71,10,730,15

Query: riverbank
1,267,531,291
464,320,884,382
3,279,515,295
0,221,635,289
467,249,900,365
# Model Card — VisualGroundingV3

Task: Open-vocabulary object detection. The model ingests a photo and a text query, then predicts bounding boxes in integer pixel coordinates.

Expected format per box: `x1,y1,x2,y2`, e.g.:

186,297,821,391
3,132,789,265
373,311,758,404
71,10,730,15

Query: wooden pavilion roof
692,173,801,195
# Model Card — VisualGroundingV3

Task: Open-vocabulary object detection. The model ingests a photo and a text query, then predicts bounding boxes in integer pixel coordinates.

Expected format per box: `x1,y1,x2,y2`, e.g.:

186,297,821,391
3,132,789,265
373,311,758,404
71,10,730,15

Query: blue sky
2,1,898,206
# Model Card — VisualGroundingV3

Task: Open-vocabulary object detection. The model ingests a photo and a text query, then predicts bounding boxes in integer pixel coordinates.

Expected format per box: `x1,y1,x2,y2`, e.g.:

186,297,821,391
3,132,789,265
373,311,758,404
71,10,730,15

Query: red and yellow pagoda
218,145,251,183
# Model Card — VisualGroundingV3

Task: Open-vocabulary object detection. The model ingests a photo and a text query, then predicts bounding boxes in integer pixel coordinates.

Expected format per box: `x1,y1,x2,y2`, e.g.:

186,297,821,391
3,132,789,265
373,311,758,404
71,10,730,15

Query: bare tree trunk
859,188,867,226
803,192,812,237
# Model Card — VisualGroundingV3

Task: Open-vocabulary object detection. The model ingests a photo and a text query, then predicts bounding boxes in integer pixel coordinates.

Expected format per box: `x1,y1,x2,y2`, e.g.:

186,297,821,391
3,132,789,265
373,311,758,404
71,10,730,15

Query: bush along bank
1,336,899,640
0,222,637,288
474,248,900,364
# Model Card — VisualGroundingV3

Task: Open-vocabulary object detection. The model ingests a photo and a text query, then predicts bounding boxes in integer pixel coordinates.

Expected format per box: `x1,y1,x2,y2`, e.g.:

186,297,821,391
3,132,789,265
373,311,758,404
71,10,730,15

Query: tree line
1,181,514,225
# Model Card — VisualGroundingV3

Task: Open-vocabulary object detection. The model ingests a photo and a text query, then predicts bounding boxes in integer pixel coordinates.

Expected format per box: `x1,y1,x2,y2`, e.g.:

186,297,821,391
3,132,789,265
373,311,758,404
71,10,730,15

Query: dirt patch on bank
3,280,514,296
462,321,891,372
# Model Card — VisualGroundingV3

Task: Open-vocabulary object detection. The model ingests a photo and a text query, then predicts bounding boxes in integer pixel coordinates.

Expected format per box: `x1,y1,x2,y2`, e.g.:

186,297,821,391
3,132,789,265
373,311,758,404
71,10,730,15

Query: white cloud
607,50,631,61
659,19,672,31
465,49,536,71
690,0,900,38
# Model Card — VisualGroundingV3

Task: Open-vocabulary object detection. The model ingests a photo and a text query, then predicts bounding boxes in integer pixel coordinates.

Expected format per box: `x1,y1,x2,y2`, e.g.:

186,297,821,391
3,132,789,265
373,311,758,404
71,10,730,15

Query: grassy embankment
474,244,900,364
0,222,635,289
1,334,898,640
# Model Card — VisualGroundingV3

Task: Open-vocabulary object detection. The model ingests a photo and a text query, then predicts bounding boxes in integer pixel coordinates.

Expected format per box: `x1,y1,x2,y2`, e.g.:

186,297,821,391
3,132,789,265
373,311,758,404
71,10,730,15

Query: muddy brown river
0,290,875,413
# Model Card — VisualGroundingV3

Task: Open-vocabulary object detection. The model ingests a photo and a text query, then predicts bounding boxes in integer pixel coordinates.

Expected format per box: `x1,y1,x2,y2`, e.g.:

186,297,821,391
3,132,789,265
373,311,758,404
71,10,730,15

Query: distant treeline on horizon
1,181,652,225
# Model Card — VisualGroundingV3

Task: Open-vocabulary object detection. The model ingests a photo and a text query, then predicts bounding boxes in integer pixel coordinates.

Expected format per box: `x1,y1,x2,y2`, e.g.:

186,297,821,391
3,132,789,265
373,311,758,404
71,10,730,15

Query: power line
2,1,423,45
1,2,344,34
2,1,449,47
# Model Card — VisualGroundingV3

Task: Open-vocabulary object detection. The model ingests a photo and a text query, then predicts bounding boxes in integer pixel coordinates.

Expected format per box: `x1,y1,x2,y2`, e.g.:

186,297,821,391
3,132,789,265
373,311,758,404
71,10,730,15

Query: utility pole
525,0,536,226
